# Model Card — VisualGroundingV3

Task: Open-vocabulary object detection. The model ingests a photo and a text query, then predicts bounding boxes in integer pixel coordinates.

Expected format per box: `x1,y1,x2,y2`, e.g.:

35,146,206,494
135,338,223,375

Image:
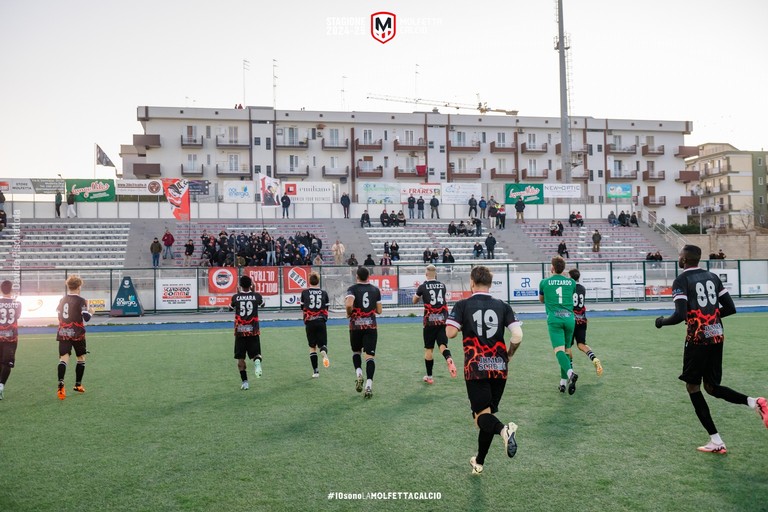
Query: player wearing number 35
655,244,768,454
230,276,265,390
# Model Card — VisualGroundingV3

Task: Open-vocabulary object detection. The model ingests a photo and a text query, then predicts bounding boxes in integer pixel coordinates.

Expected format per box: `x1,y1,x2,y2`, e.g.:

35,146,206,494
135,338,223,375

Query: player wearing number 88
413,265,457,384
539,256,578,394
300,272,331,378
655,244,768,454
345,266,382,398
230,276,265,390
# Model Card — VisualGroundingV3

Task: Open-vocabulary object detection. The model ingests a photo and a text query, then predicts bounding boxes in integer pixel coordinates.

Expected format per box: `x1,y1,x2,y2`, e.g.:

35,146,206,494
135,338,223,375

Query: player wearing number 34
655,244,768,454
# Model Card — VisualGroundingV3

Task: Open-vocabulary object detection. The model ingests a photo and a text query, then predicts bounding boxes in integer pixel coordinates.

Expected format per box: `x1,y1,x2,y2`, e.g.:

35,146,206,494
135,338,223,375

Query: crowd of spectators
195,229,324,267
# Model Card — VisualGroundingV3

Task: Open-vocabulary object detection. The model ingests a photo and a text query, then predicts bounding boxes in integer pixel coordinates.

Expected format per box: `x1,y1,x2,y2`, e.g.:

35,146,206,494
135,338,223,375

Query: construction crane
366,93,518,116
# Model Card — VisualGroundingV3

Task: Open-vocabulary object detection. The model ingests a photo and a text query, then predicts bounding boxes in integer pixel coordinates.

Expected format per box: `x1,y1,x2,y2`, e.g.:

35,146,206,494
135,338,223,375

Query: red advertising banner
245,266,279,296
368,274,399,305
282,266,310,293
199,295,233,308
208,267,237,294
162,178,190,221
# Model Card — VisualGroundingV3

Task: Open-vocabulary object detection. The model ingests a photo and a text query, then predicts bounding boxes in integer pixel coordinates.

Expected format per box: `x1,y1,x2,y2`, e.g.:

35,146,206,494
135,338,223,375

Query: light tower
556,0,572,183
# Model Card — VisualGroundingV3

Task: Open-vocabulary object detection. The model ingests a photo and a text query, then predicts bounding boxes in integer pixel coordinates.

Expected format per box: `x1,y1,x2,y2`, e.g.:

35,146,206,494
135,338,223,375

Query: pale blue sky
1,0,765,179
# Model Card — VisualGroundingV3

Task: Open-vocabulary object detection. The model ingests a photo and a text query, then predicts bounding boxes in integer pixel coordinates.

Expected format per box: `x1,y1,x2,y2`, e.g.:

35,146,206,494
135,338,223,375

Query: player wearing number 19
446,266,522,474
655,244,768,454
539,256,578,395
56,276,94,400
413,264,457,384
300,272,331,378
230,275,265,390
0,280,22,400
345,266,382,398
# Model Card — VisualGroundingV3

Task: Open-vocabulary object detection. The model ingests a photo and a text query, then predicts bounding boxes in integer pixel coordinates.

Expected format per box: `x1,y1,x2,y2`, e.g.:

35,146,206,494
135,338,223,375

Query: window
404,130,414,145
266,138,271,150
759,177,764,186
598,170,603,178
330,156,339,170
759,196,764,205
312,156,316,167
758,157,763,166
647,161,655,172
646,135,655,147
228,126,238,144
228,154,239,172
457,158,467,172
205,126,211,139
254,137,261,146
206,154,211,166
187,154,197,171
497,132,506,145
597,144,603,153
287,127,299,145
613,135,622,148
329,128,340,146
547,133,552,145
255,165,261,174
289,155,299,171
455,131,467,146
266,165,272,177
614,160,623,173
384,130,388,141
589,169,594,181
185,126,197,142
384,156,388,168
481,132,486,144
498,158,506,172
528,159,537,172
527,133,536,147
363,129,373,145
406,157,416,171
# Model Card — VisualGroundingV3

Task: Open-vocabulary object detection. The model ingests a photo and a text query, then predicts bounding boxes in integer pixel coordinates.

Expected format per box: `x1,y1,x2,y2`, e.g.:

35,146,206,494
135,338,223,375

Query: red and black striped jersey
57,295,90,342
230,292,265,337
672,267,728,345
416,280,448,326
0,297,22,343
300,288,329,323
573,283,587,325
345,283,381,330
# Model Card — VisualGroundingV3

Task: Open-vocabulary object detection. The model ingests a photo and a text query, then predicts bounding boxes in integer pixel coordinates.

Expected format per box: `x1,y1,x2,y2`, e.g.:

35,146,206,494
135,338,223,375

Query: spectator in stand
488,201,498,228
380,253,392,275
717,249,726,259
654,251,663,261
448,221,457,236
332,240,346,265
150,237,162,268
473,241,484,259
479,196,488,219
549,220,559,236
430,248,440,264
407,194,416,219
417,196,425,219
618,210,628,227
592,230,602,252
630,212,639,227
390,241,400,261
0,190,5,212
575,212,584,227
485,232,497,260
569,211,577,227
442,248,455,264
340,192,351,219
557,241,569,259
457,220,468,237
514,197,526,224
281,194,291,218
380,208,390,227
360,209,372,227
397,210,407,227
557,220,564,237
184,239,195,266
313,253,324,266
473,217,483,237
383,241,390,257
363,254,376,273
497,205,507,230
55,190,62,218
430,195,440,219
66,191,77,218
608,211,618,227
468,194,478,217
0,209,6,230
423,248,432,264
162,229,175,260
389,210,398,227
347,254,358,266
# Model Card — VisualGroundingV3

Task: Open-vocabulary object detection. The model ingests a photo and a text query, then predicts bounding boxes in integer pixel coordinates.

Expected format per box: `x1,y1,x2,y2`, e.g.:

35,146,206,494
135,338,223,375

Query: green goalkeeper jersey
538,274,577,320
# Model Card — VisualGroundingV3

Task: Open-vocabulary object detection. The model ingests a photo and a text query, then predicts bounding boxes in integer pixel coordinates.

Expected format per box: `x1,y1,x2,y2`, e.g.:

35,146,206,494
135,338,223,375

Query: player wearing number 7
539,256,578,395
230,275,265,390
413,264,457,384
655,244,768,454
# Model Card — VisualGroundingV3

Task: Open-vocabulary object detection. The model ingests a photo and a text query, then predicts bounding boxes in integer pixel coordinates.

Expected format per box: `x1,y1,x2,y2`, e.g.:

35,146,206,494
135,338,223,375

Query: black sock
352,353,362,371
320,345,328,355
476,430,495,465
310,353,318,372
425,359,434,376
442,349,452,360
57,361,67,382
587,350,595,360
689,391,718,435
239,370,248,382
476,413,505,435
0,364,10,385
75,361,85,385
708,385,748,405
366,359,375,380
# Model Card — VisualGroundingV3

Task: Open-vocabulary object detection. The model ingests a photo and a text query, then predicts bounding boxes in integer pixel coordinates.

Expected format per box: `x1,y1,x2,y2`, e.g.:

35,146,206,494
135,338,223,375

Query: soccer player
539,256,578,394
0,280,22,400
345,266,382,398
230,275,265,390
412,264,457,384
300,271,331,378
56,276,94,400
655,244,768,453
446,265,522,474
567,269,603,377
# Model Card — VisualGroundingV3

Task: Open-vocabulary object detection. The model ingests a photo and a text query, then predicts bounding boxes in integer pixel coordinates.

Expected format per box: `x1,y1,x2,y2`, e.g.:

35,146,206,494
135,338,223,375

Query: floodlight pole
557,0,572,184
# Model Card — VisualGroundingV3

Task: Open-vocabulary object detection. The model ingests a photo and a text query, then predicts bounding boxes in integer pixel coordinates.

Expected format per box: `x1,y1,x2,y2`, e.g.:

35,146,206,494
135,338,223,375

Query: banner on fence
65,179,116,202
398,183,441,205
505,184,543,204
259,175,281,206
116,179,164,196
358,182,400,204
607,184,632,199
162,178,191,220
156,278,197,310
368,274,399,305
439,183,481,205
222,180,256,203
544,183,582,198
208,267,238,294
110,276,144,316
31,179,66,194
509,272,542,301
0,179,35,194
283,181,334,203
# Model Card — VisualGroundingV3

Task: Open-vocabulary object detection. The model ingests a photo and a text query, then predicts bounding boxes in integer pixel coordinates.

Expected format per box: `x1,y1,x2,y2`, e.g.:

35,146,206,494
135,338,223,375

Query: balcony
675,170,700,183
133,134,161,149
490,141,516,153
642,145,665,156
181,135,203,148
216,164,251,177
275,139,309,150
642,170,666,181
180,164,204,176
216,136,250,149
451,168,482,180
703,184,734,195
394,139,427,152
355,138,383,151
676,195,700,208
356,166,383,179
607,144,637,155
447,141,481,152
394,166,421,179
674,145,699,158
133,162,161,177
322,138,349,150
490,168,518,180
643,196,666,206
322,165,349,178
556,169,588,181
702,165,732,177
555,143,588,155
275,165,310,178
521,168,549,180
606,170,638,180
520,142,548,154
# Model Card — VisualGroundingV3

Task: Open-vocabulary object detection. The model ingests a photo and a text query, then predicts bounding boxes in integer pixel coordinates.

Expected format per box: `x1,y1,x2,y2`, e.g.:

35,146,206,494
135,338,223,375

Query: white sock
747,397,757,409
710,433,724,445
366,379,372,389
560,378,567,386
356,368,363,377
567,369,574,379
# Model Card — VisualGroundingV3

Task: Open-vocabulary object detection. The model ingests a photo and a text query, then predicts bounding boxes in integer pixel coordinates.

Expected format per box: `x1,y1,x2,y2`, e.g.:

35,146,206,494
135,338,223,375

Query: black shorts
0,342,17,367
466,378,507,415
59,340,87,357
349,329,377,356
679,342,723,386
573,323,587,345
234,335,261,360
423,325,448,350
305,322,328,349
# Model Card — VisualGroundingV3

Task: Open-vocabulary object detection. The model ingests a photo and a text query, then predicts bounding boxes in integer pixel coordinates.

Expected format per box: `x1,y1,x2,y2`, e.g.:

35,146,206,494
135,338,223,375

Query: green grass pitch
2,313,768,512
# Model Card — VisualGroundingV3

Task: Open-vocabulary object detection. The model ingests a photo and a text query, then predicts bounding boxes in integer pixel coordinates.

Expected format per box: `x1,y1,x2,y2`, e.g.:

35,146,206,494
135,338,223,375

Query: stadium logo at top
371,12,396,43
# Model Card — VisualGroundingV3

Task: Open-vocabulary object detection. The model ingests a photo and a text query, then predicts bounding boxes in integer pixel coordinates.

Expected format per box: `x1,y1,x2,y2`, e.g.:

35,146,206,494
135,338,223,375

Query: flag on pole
96,145,116,167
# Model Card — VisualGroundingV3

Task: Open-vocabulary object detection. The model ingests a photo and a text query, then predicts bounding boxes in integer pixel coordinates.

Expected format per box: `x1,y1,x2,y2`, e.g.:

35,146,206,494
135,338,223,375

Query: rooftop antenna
242,59,250,106
272,59,278,109
341,75,347,110
414,63,420,97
